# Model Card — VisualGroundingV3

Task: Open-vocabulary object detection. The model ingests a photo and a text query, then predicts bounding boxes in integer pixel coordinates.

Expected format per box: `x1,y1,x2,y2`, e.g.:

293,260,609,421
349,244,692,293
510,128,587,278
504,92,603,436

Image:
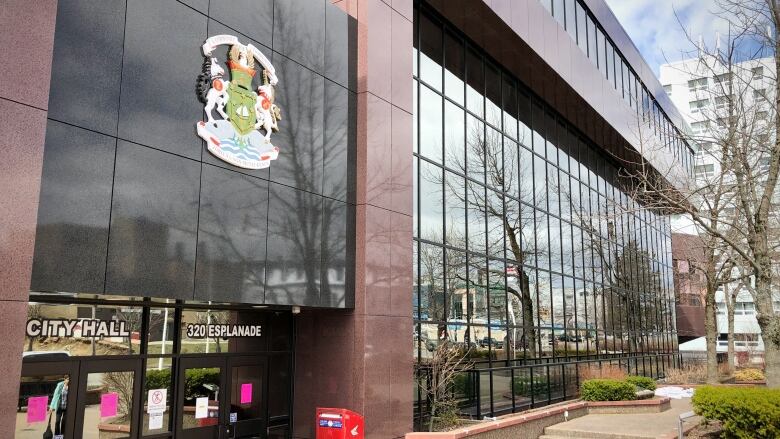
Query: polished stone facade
30,0,357,308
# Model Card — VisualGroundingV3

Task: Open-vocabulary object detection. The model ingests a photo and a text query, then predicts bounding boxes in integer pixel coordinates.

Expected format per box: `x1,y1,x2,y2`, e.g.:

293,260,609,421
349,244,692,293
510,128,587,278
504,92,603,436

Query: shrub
145,369,171,392
734,368,765,382
183,367,221,401
580,379,636,401
579,363,627,381
625,375,656,391
513,377,548,397
452,373,475,399
664,364,707,384
692,386,780,439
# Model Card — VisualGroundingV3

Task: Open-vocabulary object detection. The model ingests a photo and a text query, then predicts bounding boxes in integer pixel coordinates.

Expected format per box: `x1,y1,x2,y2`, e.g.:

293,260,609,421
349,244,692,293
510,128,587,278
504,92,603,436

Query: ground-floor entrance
15,296,293,439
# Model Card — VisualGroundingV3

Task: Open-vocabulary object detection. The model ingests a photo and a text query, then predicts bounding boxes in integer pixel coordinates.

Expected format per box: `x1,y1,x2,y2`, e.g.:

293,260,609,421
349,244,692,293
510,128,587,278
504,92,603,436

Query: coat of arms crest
196,35,282,169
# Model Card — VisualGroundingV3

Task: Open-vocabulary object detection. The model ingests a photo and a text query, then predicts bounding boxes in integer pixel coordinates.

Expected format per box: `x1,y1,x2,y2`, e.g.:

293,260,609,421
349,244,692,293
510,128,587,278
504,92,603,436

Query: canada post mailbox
316,408,364,439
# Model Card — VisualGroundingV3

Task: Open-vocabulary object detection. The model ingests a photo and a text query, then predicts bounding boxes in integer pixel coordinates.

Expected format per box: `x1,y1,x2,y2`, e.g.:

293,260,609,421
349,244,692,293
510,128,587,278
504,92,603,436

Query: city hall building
0,0,691,438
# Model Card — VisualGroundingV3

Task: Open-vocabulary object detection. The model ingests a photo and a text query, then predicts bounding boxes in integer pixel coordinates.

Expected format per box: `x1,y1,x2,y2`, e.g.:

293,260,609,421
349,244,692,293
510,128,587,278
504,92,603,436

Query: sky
604,0,731,76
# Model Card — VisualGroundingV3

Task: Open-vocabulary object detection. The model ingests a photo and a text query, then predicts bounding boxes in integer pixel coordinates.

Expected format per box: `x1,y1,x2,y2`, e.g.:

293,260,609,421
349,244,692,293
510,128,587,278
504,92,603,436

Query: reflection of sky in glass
412,11,676,368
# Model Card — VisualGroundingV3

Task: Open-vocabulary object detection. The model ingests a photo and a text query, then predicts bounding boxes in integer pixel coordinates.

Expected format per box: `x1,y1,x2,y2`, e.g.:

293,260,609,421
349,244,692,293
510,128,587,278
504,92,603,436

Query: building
670,233,706,344
411,0,691,427
661,55,778,359
0,0,690,438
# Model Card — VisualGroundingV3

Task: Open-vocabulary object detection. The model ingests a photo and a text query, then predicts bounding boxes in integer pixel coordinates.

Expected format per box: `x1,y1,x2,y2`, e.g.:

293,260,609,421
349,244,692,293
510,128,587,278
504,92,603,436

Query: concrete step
539,436,576,439
542,426,658,439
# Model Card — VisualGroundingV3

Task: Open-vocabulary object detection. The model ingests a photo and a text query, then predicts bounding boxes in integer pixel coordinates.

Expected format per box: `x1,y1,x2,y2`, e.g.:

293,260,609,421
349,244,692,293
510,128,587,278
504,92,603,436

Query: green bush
183,367,221,401
513,377,548,397
692,386,780,439
734,368,765,382
452,373,475,399
580,379,636,401
145,369,171,392
625,375,656,391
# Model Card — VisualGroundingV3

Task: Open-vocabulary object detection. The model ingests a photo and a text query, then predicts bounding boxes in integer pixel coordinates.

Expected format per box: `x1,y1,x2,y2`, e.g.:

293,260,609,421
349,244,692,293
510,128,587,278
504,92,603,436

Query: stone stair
539,425,660,439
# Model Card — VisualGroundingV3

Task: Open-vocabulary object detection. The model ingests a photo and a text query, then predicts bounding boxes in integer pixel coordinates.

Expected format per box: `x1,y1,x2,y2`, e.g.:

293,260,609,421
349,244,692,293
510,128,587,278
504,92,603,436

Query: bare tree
26,304,41,351
423,341,472,432
428,121,542,358
624,0,780,385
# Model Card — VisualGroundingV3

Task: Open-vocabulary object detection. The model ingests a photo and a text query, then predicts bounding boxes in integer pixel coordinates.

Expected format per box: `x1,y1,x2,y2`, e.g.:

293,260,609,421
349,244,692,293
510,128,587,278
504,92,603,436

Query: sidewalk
540,398,698,439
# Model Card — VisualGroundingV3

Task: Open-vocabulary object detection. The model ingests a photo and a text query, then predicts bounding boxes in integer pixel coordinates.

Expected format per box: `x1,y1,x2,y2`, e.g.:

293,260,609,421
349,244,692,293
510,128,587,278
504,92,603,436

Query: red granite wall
292,1,414,438
0,0,57,436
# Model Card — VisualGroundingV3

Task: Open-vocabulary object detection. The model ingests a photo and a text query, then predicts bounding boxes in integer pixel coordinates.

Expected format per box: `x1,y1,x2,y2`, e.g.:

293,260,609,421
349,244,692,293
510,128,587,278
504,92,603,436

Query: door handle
220,424,235,439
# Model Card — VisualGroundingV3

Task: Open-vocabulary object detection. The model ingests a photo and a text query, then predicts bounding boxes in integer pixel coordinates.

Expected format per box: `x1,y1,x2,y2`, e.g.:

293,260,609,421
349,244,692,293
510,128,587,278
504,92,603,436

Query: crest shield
227,82,257,136
195,35,282,170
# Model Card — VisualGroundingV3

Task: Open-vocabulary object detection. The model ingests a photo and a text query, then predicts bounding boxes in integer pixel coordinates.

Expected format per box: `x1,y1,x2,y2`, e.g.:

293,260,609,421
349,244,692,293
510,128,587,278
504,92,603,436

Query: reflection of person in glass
49,377,69,436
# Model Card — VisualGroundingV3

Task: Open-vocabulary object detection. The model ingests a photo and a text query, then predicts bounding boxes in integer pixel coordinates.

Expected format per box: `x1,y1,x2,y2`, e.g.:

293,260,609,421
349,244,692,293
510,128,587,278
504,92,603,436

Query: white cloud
605,0,732,75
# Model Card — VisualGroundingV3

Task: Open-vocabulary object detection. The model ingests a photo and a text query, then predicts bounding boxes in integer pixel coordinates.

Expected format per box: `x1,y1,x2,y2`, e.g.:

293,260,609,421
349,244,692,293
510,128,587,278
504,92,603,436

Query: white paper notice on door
149,411,164,430
195,397,209,419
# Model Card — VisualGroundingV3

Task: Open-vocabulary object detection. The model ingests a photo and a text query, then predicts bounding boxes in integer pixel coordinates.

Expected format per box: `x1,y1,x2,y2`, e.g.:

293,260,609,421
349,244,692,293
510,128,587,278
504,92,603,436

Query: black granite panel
209,0,274,50
36,0,356,309
195,164,269,304
179,0,208,14
199,20,272,181
273,0,325,75
264,182,322,306
322,81,356,203
105,141,201,299
324,4,358,92
268,54,325,195
118,0,207,160
320,198,349,308
31,121,116,293
47,0,126,136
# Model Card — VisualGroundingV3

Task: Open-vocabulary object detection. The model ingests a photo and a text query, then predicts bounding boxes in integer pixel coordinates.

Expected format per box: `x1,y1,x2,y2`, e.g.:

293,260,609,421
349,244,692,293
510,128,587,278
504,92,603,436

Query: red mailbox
316,407,364,439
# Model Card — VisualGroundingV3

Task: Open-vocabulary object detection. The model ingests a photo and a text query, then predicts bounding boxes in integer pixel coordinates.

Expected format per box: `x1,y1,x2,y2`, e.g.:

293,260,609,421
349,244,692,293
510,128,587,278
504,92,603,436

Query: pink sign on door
26,396,48,423
100,392,119,418
240,383,252,404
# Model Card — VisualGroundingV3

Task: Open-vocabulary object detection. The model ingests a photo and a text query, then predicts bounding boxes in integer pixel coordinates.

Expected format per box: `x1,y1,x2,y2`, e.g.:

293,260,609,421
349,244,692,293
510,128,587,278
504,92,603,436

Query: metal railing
414,353,680,430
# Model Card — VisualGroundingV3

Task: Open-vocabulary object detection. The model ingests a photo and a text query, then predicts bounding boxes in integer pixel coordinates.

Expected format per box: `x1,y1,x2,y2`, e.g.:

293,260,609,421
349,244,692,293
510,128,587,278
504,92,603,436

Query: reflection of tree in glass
26,304,42,351
421,120,545,358
195,311,228,353
102,371,134,423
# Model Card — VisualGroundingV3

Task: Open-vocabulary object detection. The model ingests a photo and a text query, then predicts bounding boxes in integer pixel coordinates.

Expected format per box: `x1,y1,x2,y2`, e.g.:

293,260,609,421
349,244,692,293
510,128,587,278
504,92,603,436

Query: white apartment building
660,55,777,358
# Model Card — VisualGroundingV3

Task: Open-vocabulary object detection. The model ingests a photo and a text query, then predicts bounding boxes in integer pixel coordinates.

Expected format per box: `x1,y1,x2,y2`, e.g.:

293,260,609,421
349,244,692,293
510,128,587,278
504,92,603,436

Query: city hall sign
196,35,282,170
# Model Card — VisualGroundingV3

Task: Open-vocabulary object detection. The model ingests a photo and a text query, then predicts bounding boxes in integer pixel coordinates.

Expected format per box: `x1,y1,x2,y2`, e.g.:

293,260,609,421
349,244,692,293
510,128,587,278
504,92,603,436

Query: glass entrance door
16,357,78,439
73,358,142,439
226,356,267,439
176,357,224,439
175,356,268,439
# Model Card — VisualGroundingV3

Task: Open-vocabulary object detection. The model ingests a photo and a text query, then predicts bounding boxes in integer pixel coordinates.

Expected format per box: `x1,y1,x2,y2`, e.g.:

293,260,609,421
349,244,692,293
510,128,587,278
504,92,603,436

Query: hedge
145,369,171,392
513,377,548,397
580,379,636,401
625,375,656,391
733,368,765,382
692,386,780,439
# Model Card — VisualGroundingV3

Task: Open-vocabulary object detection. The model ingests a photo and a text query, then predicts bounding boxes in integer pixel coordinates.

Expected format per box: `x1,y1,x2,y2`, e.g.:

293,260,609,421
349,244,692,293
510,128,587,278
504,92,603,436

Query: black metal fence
414,353,681,430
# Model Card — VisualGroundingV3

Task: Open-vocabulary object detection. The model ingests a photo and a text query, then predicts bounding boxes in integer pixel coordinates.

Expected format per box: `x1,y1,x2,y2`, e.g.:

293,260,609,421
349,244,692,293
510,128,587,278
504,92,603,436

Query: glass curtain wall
412,6,679,425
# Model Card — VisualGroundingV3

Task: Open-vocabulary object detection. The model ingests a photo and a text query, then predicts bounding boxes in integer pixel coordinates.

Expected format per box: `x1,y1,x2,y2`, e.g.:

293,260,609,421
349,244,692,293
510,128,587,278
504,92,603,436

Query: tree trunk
726,285,735,373
755,284,780,387
704,281,719,384
520,271,537,359
727,303,735,373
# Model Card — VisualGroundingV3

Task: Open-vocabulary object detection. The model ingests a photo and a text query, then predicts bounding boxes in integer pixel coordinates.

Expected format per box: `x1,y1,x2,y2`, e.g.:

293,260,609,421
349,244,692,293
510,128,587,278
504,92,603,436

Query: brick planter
587,397,671,414
405,398,676,439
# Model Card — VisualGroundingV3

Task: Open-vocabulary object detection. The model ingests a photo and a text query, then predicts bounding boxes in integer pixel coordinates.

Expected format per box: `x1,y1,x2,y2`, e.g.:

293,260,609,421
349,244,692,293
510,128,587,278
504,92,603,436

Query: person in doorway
49,377,69,436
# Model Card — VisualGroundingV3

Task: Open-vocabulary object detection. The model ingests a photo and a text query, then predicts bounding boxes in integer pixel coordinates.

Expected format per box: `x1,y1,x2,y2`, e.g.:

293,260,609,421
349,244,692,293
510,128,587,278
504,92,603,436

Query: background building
671,233,706,344
661,55,779,361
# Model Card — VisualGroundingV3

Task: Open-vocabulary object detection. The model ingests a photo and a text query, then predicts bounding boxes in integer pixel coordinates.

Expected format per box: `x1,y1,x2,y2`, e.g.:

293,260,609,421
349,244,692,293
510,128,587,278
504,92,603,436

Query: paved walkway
541,398,698,439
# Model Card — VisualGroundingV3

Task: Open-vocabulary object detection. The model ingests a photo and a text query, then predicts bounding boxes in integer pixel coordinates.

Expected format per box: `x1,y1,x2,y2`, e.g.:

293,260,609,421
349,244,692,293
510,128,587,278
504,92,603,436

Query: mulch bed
685,421,724,438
